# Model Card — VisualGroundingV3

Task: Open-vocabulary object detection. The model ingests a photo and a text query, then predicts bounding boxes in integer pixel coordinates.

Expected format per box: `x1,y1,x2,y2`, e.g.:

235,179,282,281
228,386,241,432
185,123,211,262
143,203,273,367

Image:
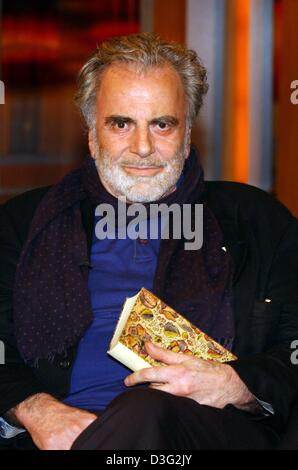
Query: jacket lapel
217,210,259,356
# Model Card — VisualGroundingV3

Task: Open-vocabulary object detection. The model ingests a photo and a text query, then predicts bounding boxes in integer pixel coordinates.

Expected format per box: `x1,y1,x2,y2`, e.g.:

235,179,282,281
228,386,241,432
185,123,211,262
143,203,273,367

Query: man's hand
124,342,256,410
9,393,97,450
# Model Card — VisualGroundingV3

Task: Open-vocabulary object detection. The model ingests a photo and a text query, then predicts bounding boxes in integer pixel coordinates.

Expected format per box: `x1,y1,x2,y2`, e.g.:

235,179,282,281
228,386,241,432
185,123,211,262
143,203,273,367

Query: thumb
145,341,187,365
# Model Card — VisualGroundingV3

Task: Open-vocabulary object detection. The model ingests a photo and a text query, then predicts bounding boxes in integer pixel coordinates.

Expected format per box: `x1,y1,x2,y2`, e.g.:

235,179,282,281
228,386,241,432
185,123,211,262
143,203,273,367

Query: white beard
93,136,189,203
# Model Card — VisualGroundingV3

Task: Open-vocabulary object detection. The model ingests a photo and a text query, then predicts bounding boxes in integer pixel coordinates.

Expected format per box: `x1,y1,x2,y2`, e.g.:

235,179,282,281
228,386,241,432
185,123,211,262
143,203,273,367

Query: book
107,287,237,371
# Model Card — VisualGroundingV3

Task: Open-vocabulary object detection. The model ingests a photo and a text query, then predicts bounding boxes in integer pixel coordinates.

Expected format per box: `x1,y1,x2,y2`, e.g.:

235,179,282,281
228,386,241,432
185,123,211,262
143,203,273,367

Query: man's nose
129,126,154,158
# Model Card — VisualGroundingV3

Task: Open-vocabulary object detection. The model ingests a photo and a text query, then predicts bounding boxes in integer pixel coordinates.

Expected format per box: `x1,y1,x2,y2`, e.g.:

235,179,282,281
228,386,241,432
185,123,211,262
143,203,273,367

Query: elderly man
0,33,298,450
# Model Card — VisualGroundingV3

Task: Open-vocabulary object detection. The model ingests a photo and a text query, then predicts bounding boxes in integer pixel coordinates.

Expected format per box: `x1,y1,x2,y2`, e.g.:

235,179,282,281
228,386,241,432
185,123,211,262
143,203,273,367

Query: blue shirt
63,217,161,411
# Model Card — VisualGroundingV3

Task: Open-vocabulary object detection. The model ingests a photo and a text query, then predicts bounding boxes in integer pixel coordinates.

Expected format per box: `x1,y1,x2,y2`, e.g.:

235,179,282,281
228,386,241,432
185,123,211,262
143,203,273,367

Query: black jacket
1,181,298,435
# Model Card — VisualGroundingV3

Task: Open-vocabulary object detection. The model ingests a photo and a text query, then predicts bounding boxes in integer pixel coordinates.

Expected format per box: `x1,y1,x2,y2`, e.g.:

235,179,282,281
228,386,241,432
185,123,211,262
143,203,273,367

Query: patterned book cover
109,288,236,368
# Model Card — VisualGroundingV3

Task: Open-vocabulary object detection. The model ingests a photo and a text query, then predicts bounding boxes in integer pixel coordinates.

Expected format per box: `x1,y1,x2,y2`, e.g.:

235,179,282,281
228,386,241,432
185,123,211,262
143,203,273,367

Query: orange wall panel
153,0,186,44
276,0,298,216
222,0,250,183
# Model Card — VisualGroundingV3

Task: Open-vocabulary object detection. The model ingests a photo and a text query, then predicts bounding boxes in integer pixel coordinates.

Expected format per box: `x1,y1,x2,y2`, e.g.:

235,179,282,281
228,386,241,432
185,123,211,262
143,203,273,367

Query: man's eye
115,121,126,129
157,122,168,129
109,120,128,129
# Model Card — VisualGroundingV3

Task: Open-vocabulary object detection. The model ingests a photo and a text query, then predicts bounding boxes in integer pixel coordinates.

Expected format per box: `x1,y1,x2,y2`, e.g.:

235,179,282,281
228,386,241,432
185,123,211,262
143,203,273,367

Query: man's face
88,63,191,202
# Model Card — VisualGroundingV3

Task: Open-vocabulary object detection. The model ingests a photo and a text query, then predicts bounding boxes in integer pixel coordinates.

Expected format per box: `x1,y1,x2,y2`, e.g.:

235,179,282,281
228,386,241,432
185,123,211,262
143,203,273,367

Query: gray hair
75,32,208,130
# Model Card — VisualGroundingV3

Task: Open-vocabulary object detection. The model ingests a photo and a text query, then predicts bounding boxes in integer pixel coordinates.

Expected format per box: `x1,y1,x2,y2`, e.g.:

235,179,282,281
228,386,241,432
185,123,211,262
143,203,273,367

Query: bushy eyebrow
104,115,179,126
151,116,179,126
104,115,134,125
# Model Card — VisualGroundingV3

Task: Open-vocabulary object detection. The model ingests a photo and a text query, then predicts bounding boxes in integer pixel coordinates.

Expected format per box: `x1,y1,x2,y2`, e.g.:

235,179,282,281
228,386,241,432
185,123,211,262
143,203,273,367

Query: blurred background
0,0,297,215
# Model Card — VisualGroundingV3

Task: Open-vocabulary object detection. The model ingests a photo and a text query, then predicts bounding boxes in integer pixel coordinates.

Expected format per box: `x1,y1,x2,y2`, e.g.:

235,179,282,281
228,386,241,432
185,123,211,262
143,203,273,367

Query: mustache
119,160,167,168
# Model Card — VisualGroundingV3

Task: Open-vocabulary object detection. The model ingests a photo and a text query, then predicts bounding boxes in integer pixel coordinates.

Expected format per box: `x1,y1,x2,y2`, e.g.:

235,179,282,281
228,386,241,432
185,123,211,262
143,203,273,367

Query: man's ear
88,129,96,160
185,127,192,159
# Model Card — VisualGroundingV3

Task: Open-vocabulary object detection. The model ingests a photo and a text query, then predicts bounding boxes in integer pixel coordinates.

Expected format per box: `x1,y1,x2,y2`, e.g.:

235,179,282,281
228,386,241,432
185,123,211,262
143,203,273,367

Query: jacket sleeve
229,215,298,432
0,204,48,416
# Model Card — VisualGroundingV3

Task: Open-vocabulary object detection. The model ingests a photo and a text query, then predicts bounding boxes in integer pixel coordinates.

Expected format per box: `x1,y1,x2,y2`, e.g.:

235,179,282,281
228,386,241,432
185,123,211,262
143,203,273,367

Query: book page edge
107,342,151,372
109,291,140,349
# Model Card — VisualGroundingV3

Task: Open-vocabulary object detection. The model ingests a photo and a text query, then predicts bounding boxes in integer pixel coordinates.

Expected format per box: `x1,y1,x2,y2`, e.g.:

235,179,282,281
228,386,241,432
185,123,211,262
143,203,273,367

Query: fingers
148,381,194,398
149,383,173,394
125,344,207,387
144,341,189,365
124,364,172,386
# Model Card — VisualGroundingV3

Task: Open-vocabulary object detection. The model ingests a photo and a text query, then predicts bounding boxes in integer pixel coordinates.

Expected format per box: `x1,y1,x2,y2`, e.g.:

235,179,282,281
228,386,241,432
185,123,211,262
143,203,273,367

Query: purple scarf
13,146,235,363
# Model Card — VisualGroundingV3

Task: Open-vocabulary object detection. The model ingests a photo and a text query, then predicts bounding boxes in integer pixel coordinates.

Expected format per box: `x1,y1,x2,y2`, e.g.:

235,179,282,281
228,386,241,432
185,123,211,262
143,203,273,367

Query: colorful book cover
108,288,237,371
